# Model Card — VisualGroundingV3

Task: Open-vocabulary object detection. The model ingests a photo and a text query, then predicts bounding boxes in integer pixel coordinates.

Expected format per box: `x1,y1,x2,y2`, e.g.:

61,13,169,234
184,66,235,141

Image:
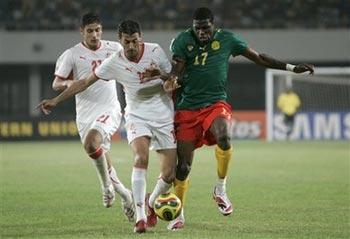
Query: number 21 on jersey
194,52,208,66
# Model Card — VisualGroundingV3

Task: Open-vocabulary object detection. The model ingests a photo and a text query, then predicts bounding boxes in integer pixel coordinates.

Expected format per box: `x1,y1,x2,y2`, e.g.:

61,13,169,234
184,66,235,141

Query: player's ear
137,32,143,42
117,32,122,41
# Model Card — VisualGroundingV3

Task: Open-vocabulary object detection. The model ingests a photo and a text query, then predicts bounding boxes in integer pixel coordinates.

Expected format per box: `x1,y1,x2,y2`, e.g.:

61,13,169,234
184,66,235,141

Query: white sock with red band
89,147,111,189
132,167,147,222
109,166,130,201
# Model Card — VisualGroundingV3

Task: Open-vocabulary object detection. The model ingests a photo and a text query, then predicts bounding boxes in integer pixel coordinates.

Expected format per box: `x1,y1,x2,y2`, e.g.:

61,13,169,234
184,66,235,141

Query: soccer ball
154,192,182,221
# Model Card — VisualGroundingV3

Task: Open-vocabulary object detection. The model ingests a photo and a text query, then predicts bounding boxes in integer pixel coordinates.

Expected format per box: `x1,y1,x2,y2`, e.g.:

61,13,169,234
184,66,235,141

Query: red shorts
174,101,232,149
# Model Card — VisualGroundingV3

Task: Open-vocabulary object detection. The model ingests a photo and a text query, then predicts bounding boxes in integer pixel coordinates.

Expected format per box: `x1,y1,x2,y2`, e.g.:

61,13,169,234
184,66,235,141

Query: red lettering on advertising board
231,111,266,139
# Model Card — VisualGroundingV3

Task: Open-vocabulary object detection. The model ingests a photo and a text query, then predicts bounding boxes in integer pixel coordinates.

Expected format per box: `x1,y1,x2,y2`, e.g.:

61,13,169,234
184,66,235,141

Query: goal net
265,67,350,141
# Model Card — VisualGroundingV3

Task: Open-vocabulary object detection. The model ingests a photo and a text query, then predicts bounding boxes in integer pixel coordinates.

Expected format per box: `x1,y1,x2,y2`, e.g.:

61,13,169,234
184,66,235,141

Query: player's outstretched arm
140,67,169,83
37,73,99,115
141,57,186,83
140,67,180,92
242,47,314,74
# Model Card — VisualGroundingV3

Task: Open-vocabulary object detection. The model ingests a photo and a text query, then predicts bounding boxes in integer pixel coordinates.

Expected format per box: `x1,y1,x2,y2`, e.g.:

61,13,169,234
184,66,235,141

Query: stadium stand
0,0,349,30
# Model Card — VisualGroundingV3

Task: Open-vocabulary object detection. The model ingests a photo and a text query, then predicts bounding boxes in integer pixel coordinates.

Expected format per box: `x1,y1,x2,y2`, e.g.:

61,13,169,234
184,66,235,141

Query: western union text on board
0,121,78,138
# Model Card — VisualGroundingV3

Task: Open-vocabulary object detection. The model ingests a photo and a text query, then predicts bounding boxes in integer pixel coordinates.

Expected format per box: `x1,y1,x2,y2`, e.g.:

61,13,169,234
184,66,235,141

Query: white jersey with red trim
94,42,173,124
55,40,122,123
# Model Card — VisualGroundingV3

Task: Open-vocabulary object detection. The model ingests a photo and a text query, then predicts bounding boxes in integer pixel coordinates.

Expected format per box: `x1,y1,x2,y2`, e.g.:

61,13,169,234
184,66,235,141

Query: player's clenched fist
163,76,180,92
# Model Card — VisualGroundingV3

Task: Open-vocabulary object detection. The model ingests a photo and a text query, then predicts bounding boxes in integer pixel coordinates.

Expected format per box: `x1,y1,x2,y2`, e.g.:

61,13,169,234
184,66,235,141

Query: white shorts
77,110,122,152
125,116,176,151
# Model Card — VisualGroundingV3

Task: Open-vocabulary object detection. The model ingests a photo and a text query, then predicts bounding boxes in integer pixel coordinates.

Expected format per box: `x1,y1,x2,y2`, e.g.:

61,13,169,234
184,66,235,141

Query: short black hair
118,20,141,38
193,7,214,22
81,12,101,27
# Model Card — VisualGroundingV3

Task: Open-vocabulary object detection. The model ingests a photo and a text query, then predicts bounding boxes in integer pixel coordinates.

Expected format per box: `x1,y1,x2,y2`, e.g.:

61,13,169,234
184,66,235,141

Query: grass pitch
1,140,349,238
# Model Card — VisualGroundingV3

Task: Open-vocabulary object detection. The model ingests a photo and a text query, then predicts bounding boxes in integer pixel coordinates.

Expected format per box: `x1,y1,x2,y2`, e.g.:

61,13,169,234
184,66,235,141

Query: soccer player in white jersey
38,20,177,234
49,13,134,221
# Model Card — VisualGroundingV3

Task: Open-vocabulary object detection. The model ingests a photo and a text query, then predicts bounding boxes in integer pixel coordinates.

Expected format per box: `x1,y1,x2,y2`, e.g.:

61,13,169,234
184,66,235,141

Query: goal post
265,67,350,141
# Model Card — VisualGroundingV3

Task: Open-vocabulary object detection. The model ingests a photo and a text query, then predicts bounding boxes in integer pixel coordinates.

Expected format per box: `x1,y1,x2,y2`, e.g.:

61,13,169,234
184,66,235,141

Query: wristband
286,64,296,72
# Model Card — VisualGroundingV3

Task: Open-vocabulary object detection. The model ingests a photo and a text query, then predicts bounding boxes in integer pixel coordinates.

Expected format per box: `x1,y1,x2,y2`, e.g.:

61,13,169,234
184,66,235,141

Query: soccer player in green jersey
143,7,314,230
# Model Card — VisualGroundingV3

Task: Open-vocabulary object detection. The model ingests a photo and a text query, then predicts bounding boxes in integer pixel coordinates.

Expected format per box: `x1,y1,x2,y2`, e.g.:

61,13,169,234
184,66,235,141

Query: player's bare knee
84,139,101,154
84,138,104,160
134,154,148,168
217,136,231,150
84,140,102,159
84,130,103,155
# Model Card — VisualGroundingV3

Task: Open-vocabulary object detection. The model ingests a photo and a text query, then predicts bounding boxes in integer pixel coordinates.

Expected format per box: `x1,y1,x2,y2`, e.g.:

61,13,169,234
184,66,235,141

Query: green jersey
171,28,247,110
